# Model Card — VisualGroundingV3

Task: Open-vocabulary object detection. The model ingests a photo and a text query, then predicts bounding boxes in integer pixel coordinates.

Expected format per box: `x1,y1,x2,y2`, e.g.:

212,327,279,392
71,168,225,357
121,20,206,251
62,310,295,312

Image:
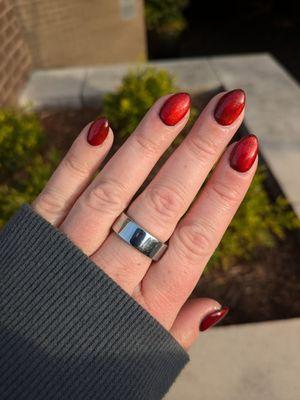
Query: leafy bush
145,0,189,35
103,67,177,139
208,167,300,270
0,110,44,180
0,109,60,228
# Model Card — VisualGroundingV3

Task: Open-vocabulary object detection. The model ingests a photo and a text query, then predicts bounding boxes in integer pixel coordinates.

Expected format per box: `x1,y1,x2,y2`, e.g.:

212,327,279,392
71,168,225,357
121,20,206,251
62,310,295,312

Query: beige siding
0,0,146,105
16,0,147,68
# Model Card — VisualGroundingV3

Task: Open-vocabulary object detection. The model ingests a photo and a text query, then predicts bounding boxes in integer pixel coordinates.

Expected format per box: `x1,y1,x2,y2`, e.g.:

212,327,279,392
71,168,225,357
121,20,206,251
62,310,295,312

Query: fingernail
200,307,229,332
159,93,191,126
214,89,245,125
230,134,259,172
87,117,110,146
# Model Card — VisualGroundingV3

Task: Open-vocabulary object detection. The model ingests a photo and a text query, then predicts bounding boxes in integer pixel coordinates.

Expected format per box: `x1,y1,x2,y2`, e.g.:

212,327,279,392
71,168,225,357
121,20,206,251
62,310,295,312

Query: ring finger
92,89,246,293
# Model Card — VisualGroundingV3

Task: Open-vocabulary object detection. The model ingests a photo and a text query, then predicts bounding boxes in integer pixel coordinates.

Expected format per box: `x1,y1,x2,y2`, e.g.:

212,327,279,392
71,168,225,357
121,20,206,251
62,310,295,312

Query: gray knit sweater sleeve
0,204,189,400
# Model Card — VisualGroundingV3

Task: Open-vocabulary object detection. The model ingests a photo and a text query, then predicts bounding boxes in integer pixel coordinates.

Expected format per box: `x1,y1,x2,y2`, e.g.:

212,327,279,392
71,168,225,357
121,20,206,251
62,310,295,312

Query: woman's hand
31,90,258,350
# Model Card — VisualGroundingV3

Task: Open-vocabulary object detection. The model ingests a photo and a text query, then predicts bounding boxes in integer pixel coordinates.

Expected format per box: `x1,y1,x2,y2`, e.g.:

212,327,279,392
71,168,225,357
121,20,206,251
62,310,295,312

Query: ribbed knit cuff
0,204,189,400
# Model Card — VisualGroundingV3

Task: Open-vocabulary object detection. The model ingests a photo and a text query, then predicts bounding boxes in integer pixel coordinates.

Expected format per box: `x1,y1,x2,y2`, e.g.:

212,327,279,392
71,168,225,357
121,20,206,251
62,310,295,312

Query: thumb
170,298,229,351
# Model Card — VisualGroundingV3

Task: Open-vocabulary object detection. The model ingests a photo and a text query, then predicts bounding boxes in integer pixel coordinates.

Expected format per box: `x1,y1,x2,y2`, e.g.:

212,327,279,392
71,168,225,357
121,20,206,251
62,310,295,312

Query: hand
31,90,258,350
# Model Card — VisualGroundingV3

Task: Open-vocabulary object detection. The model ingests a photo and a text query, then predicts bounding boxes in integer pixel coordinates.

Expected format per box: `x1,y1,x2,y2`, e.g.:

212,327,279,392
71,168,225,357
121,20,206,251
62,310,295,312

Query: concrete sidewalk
166,318,300,400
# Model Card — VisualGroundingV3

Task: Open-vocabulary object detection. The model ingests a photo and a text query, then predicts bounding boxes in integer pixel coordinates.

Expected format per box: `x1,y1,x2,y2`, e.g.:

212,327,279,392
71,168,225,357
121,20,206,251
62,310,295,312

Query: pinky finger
170,298,228,351
32,118,113,226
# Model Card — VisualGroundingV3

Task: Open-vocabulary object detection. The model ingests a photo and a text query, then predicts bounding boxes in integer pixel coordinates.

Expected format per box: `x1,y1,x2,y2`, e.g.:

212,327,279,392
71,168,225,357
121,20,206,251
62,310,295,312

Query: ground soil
38,99,300,327
193,234,300,326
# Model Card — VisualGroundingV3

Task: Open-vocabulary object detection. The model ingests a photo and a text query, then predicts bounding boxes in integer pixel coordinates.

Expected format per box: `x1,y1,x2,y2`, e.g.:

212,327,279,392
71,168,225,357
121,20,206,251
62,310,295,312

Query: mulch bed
193,233,300,326
38,100,300,326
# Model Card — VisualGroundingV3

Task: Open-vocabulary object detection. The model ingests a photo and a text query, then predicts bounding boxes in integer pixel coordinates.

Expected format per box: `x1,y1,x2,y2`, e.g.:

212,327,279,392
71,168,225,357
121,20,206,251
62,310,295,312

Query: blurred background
1,0,300,105
148,1,300,80
0,1,300,398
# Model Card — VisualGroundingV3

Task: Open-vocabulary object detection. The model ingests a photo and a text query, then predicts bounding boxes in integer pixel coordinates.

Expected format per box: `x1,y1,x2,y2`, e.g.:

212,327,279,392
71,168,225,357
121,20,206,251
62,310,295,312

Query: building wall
0,0,146,106
16,0,147,68
0,0,31,106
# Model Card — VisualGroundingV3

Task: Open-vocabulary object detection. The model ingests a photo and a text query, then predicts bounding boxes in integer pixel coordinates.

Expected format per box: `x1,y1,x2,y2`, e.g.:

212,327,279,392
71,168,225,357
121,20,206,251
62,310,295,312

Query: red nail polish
200,307,229,332
230,134,258,172
159,93,191,126
87,117,110,146
214,89,245,125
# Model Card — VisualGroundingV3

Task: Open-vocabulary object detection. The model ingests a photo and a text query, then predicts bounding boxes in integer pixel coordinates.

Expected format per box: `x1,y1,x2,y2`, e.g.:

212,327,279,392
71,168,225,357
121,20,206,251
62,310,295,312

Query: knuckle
209,179,241,206
146,184,186,221
132,134,160,158
185,134,218,161
62,152,90,178
33,189,65,217
175,223,213,261
85,179,125,215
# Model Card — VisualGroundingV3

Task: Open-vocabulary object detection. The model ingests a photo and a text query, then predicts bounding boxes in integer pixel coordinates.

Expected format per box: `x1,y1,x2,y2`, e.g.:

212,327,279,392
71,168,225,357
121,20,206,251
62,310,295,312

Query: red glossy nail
200,307,229,332
230,134,259,172
214,89,245,125
159,93,191,126
87,117,110,146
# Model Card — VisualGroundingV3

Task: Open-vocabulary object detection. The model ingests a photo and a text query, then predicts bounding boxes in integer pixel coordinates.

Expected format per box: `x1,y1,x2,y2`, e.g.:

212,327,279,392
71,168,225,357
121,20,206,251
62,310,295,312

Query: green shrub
145,0,189,35
103,67,178,139
104,67,198,144
0,110,44,180
0,109,60,227
207,167,300,270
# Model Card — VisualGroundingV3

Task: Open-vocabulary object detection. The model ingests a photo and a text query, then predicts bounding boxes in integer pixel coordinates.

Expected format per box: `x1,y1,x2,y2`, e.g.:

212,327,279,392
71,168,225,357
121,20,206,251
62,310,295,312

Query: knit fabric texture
0,204,189,400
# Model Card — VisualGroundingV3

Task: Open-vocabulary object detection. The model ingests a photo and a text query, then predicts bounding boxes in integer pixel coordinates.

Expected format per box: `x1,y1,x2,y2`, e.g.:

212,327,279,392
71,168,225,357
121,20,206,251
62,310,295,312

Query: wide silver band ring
112,213,168,261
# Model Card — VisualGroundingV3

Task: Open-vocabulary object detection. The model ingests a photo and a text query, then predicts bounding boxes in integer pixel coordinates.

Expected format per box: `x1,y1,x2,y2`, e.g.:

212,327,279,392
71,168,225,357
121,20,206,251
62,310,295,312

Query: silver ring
112,213,168,261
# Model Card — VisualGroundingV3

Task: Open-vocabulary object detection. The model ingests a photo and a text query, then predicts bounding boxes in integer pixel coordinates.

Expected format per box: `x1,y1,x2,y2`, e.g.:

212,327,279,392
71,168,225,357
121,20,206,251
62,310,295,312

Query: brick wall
16,0,147,68
0,0,31,106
